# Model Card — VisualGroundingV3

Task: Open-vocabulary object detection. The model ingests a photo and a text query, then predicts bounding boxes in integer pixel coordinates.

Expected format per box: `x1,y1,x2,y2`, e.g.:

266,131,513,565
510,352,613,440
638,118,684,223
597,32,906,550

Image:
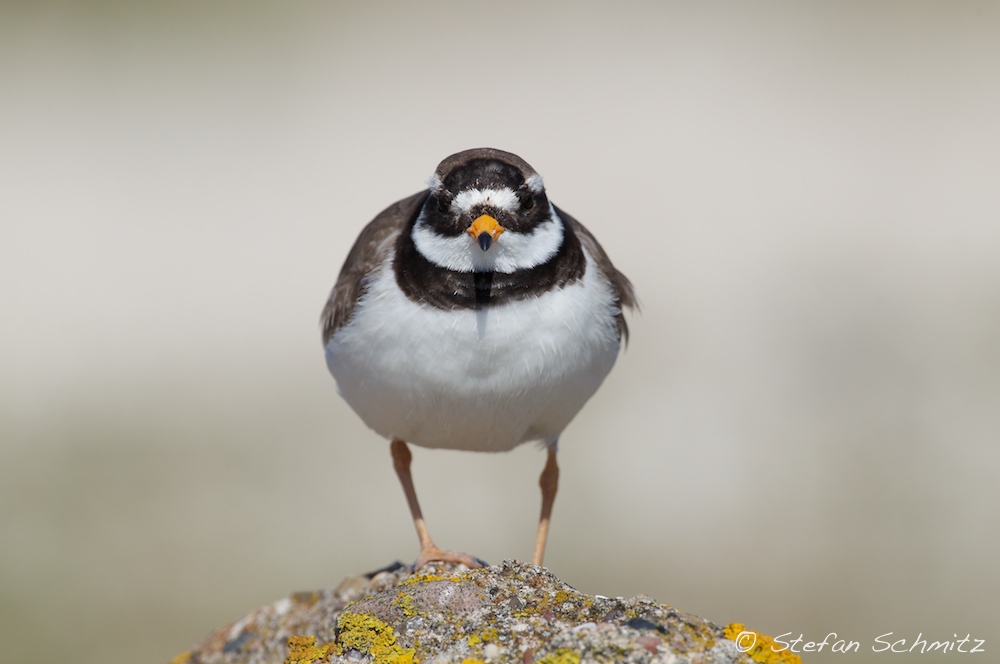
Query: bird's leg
532,444,559,566
390,438,485,569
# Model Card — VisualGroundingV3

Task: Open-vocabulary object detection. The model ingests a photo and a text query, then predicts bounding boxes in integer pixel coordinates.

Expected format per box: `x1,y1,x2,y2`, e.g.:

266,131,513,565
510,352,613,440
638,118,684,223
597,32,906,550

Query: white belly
325,248,622,452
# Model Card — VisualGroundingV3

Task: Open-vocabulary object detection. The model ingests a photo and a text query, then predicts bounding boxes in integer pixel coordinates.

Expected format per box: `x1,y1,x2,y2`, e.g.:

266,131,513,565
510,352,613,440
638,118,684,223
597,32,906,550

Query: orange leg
390,438,484,569
532,445,559,566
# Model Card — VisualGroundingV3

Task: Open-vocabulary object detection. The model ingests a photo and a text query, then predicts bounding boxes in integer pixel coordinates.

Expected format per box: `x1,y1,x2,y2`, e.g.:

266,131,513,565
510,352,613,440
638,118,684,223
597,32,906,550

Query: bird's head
412,148,561,273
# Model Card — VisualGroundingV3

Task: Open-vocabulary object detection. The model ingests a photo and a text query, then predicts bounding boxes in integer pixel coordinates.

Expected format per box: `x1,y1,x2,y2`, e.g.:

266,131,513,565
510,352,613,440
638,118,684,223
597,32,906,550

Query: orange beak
466,214,505,251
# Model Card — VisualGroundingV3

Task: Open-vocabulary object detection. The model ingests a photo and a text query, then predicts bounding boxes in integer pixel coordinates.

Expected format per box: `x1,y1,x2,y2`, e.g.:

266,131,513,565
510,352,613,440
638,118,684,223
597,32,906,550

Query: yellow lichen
461,660,487,664
169,651,191,664
291,591,321,607
677,617,717,647
337,611,416,664
467,634,482,646
401,573,447,585
396,591,418,618
399,571,460,586
285,635,336,664
536,648,581,664
725,623,803,664
480,627,499,642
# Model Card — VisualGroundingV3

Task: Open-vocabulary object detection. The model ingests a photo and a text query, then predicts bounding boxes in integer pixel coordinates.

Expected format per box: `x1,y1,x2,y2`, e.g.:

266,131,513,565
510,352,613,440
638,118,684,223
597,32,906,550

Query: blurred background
2,1,998,663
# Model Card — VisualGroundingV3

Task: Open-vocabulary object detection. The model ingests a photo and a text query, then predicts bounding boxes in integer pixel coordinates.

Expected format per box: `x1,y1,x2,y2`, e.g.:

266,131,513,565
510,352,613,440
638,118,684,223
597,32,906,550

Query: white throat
412,204,565,274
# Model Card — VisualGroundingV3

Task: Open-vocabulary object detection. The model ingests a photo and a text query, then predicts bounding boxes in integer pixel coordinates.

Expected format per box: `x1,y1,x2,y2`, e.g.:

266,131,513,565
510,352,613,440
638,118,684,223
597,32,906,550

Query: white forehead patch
451,187,520,214
427,174,443,192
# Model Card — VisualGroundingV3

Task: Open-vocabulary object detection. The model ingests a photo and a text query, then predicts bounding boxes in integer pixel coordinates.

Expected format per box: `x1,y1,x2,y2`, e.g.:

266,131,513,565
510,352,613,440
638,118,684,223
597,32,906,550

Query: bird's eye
437,195,451,213
519,192,534,210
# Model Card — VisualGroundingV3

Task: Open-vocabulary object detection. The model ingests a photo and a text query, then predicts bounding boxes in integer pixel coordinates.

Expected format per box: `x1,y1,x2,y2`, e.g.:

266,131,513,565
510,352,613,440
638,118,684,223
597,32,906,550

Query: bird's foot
413,545,488,570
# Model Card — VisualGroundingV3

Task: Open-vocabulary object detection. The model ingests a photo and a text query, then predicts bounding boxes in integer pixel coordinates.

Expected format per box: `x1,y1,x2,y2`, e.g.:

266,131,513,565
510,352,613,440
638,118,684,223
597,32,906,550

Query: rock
171,560,799,664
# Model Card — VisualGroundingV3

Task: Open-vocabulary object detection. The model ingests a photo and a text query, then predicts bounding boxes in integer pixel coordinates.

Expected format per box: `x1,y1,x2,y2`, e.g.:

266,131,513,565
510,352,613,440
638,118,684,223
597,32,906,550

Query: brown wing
555,205,638,343
320,191,429,345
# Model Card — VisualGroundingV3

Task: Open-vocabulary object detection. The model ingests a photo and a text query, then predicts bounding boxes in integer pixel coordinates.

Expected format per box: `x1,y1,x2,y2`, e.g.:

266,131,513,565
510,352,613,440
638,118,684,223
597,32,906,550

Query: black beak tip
477,232,492,251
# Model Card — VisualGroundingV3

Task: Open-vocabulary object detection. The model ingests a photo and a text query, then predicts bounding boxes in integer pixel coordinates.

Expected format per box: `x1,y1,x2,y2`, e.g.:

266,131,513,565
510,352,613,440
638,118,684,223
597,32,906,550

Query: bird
320,148,635,569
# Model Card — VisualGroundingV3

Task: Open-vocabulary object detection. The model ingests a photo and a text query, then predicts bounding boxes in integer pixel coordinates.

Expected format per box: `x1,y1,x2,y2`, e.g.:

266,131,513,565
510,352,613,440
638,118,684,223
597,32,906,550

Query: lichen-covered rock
173,560,799,664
